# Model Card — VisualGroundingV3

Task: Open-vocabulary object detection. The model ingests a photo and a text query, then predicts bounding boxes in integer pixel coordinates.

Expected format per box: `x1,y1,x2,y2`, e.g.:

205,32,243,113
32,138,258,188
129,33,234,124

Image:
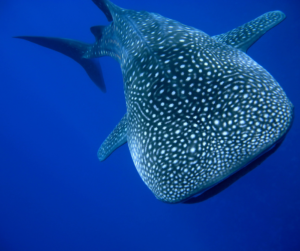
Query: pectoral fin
213,11,286,52
98,114,127,161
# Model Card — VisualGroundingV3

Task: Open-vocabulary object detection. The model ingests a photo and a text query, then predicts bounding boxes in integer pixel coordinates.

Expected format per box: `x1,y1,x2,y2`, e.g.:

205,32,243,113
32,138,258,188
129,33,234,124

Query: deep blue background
1,0,299,250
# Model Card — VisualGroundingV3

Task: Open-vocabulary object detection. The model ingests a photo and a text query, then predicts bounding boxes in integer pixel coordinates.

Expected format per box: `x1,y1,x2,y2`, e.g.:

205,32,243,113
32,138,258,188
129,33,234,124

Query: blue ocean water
1,0,299,250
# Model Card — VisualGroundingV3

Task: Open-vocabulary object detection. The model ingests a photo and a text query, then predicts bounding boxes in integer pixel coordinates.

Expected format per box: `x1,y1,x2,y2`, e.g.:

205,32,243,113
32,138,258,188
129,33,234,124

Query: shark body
17,0,293,203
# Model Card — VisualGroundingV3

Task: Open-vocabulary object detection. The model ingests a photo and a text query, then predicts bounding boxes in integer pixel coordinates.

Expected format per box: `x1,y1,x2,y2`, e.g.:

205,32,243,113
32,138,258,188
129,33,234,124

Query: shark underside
16,0,293,203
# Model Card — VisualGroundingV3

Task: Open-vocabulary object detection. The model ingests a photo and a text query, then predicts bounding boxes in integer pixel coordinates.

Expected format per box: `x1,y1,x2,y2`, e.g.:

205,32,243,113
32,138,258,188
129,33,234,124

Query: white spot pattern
89,2,293,203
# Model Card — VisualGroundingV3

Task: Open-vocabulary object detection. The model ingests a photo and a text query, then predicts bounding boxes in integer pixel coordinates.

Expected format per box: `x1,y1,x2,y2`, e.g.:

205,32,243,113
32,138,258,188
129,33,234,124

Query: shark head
17,0,293,203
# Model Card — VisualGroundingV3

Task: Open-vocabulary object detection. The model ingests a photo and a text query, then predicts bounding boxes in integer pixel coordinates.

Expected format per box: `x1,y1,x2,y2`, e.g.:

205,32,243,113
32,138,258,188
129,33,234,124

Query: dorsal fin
90,25,106,40
92,0,114,22
213,11,286,53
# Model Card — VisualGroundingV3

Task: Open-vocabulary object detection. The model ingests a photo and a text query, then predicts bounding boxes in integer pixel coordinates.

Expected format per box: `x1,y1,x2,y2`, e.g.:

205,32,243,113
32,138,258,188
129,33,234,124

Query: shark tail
14,36,106,92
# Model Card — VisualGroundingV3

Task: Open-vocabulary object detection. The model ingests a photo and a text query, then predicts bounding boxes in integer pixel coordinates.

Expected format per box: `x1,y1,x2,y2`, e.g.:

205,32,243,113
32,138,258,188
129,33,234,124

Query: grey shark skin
17,0,293,203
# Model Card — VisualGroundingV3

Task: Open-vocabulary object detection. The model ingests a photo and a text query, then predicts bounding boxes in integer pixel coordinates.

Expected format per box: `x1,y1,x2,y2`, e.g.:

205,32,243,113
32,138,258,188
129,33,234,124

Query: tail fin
15,36,106,92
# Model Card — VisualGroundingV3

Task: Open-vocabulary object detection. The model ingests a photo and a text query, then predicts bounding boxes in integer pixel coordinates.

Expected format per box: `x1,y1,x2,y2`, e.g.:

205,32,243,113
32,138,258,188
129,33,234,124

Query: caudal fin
15,36,106,92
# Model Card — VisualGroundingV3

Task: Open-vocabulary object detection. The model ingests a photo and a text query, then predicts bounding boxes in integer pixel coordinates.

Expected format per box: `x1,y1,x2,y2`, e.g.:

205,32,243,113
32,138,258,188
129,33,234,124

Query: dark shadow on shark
184,115,294,204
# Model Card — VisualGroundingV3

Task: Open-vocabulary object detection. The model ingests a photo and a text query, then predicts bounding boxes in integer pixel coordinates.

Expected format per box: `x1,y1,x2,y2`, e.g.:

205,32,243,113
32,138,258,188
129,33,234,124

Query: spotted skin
18,0,293,203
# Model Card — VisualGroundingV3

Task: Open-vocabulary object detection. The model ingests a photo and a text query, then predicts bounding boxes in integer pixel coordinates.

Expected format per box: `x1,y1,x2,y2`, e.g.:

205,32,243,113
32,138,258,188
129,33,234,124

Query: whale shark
16,0,293,203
